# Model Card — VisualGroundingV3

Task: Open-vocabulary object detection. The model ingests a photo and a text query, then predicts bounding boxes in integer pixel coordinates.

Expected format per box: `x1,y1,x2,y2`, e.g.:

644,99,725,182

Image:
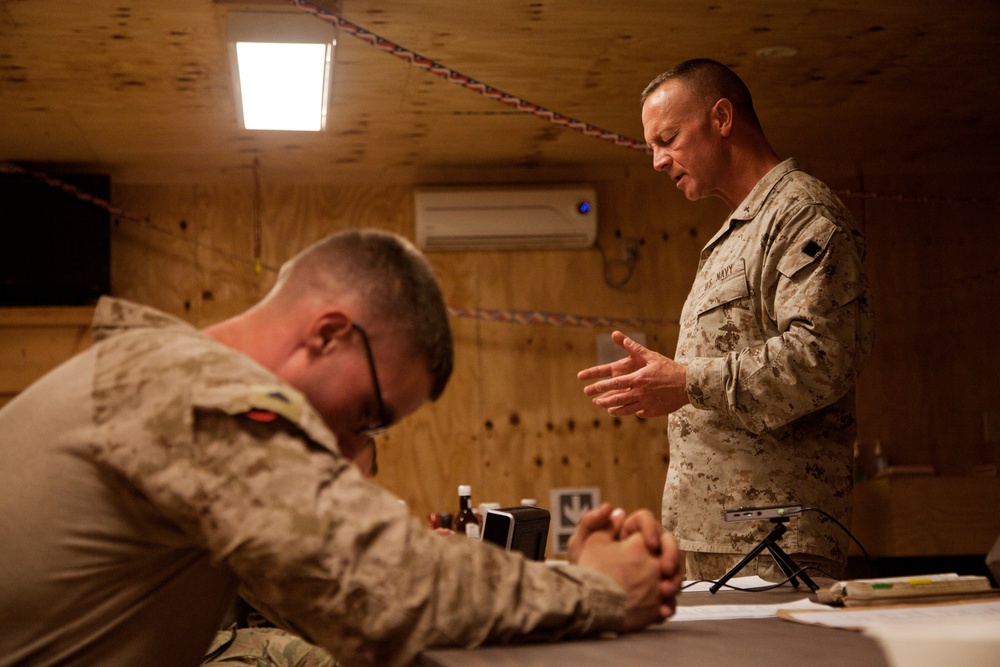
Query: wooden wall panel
96,168,1000,535
852,476,1000,557
109,176,703,523
0,307,93,408
396,177,727,520
112,183,269,325
853,173,1000,476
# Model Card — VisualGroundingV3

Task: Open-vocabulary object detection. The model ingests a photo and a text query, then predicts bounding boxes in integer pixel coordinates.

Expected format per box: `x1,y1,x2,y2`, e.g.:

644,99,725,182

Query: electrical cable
689,566,844,593
596,241,638,289
801,506,874,578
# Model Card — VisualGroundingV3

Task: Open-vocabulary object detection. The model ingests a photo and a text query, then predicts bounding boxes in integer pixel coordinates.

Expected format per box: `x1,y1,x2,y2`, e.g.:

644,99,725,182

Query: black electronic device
710,503,818,594
722,503,803,522
481,506,550,561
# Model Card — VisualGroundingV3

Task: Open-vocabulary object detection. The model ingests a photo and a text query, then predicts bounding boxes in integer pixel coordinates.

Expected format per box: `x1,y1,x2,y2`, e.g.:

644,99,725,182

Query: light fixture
227,11,336,131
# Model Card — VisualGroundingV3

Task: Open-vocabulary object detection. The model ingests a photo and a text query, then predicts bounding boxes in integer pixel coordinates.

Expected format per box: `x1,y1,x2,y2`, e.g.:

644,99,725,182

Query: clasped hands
567,503,684,631
577,331,689,419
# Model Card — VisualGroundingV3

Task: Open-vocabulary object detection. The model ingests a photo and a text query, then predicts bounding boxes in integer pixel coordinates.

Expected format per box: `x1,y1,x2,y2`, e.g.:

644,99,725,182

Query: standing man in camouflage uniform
579,59,874,581
0,229,682,667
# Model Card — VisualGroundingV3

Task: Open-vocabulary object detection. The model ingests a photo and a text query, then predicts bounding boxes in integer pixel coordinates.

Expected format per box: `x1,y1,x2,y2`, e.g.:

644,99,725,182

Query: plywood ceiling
1,0,998,184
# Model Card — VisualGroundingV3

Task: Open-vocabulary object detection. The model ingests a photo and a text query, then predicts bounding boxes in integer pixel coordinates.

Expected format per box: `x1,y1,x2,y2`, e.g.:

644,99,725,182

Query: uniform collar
702,158,800,251
91,297,193,344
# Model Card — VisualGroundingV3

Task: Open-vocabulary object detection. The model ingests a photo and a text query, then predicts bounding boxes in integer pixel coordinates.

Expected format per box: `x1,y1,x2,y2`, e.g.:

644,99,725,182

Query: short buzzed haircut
275,229,454,400
641,58,762,130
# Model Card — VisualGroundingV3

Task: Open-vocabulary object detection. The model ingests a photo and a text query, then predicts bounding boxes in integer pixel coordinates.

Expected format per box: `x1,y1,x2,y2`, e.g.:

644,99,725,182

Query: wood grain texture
106,176,694,520
3,1,1000,182
4,168,998,546
0,307,94,407
851,476,1000,557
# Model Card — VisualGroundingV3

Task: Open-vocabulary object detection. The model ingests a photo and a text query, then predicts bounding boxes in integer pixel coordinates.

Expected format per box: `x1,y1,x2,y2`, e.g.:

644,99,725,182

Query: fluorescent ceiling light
235,42,331,131
228,11,336,132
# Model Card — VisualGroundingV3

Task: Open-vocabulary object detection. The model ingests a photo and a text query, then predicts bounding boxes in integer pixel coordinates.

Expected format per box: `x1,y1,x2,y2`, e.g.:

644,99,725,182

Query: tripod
709,517,819,594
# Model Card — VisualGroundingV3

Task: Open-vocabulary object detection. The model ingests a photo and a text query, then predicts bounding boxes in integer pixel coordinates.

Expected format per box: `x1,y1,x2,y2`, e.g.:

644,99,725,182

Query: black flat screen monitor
0,171,111,306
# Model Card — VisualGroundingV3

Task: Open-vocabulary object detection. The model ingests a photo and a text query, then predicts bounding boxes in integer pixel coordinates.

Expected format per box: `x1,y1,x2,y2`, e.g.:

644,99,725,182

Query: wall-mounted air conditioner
414,184,598,250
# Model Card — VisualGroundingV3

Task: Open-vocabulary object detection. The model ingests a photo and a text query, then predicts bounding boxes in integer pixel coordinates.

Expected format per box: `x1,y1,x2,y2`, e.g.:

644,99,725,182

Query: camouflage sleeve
686,211,874,434
124,402,625,667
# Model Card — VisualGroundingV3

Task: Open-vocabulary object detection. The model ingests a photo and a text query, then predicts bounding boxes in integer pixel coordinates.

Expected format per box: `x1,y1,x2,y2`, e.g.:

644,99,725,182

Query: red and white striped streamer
285,0,651,154
447,305,666,329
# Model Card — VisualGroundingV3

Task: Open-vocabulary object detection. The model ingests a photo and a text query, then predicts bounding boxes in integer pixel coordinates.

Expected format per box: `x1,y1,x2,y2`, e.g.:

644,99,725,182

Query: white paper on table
681,576,783,593
660,597,827,624
779,599,1000,630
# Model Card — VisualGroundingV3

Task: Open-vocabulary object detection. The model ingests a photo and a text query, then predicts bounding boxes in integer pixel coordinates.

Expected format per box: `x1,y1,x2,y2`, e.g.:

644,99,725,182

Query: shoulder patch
194,384,305,426
802,240,822,257
245,409,279,423
778,216,837,278
240,388,303,424
192,383,340,454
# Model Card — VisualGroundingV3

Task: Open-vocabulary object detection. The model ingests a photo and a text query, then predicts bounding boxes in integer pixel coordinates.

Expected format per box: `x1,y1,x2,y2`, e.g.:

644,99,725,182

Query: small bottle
455,485,481,538
853,439,865,482
872,440,887,478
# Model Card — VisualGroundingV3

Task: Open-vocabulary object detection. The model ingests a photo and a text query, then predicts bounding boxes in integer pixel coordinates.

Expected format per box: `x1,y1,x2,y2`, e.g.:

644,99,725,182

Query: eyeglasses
351,322,393,437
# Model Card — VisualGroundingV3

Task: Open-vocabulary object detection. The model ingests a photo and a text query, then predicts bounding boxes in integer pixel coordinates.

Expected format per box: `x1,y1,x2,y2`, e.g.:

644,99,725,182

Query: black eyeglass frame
351,322,393,437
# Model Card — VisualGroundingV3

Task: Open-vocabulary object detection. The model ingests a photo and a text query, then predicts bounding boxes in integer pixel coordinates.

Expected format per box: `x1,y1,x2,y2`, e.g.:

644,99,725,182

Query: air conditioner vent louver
414,185,597,251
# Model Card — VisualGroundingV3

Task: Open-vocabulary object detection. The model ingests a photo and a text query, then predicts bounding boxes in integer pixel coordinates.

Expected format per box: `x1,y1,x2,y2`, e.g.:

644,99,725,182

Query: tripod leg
765,541,802,589
766,542,819,592
709,538,771,594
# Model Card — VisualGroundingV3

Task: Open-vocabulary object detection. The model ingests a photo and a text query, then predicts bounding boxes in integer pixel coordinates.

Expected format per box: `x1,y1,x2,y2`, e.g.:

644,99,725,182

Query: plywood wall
850,171,1000,477
0,307,93,409
5,167,996,530
109,175,728,522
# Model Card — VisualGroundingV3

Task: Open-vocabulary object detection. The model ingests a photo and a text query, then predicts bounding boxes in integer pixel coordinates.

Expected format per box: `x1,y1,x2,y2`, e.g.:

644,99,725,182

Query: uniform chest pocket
693,263,765,354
